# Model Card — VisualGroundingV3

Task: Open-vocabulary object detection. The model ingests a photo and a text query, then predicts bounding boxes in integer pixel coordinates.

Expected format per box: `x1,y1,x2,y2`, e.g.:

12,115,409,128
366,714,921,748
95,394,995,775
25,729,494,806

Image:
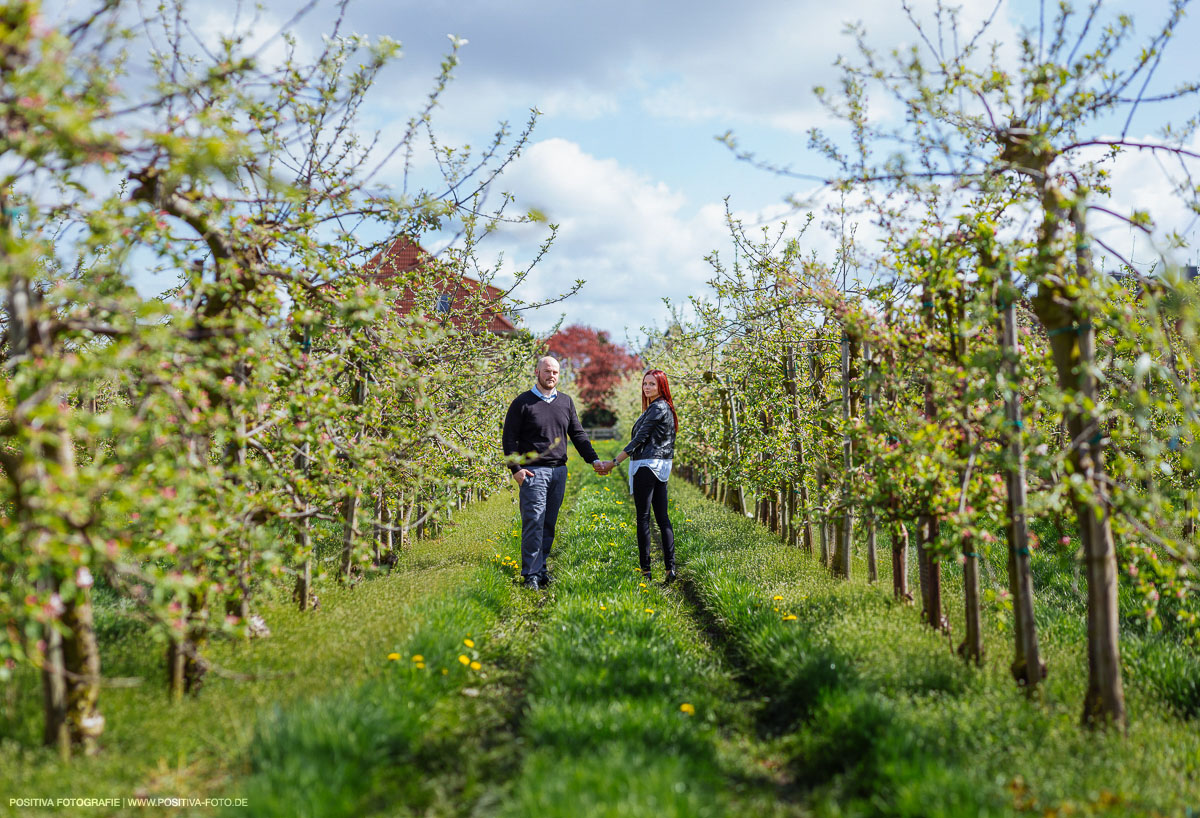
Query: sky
72,0,1200,345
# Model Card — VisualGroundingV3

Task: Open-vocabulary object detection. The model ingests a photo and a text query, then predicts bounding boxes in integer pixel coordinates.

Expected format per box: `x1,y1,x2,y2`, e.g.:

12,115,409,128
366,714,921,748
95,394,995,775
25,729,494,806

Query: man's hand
514,469,533,485
592,460,612,475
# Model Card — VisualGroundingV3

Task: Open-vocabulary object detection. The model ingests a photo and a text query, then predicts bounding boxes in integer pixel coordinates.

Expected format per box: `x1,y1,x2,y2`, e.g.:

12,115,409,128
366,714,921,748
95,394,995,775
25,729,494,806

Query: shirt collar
531,384,558,402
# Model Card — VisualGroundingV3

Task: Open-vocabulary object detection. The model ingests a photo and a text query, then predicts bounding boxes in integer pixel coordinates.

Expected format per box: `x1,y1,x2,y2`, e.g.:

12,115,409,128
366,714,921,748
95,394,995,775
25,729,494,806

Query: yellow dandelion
680,703,695,716
600,604,607,610
411,654,424,662
387,652,401,661
441,668,449,675
639,582,647,588
772,595,783,601
470,661,482,671
645,608,655,614
782,614,797,621
464,638,475,648
416,662,426,669
458,654,470,665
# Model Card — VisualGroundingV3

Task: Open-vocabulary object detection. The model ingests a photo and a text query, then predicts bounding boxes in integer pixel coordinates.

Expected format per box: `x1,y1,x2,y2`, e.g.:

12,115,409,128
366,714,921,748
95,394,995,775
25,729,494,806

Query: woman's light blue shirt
628,458,672,493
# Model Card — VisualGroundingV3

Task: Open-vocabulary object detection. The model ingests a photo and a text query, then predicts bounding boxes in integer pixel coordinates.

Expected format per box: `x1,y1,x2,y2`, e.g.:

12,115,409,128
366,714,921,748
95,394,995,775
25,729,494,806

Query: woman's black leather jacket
623,398,676,460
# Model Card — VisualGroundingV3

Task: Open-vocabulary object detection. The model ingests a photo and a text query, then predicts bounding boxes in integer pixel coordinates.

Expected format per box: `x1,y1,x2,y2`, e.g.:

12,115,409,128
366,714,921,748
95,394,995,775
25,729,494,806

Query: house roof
365,236,518,334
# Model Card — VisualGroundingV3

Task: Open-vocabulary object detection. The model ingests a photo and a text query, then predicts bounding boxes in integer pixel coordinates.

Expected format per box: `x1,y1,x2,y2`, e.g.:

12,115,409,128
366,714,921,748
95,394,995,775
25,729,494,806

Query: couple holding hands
502,357,679,590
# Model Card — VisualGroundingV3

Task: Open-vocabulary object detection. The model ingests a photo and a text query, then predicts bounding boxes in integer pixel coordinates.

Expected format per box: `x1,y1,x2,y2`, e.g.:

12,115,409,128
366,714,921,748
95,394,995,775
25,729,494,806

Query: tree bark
958,536,984,665
61,593,103,754
340,491,360,582
892,522,911,601
338,368,367,583
866,518,878,584
784,345,815,551
833,329,855,579
1031,198,1124,728
916,515,947,630
996,258,1045,690
918,285,946,631
39,574,69,759
725,382,748,516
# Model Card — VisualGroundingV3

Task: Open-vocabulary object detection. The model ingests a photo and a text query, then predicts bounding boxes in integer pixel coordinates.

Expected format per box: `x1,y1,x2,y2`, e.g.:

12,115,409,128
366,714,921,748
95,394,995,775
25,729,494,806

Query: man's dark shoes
665,570,678,584
539,571,554,586
522,575,541,591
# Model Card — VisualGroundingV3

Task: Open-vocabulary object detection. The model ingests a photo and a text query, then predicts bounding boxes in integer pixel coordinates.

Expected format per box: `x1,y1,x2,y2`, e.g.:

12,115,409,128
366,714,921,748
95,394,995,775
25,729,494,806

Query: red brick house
364,236,518,334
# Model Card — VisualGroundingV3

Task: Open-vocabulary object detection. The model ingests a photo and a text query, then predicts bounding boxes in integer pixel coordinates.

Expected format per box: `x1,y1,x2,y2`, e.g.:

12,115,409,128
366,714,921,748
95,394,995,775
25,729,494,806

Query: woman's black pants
632,466,675,574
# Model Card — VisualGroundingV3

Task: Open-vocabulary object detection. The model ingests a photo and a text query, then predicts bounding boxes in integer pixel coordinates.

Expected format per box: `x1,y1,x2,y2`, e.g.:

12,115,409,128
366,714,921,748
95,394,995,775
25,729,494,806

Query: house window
435,292,453,313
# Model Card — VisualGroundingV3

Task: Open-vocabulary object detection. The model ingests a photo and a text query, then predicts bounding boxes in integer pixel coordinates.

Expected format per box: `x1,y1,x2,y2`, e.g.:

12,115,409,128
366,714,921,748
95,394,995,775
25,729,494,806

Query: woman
601,369,678,582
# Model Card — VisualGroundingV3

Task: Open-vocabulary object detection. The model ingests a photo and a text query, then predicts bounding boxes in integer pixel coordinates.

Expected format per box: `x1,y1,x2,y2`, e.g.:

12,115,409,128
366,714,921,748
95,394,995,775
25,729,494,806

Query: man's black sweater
502,390,599,474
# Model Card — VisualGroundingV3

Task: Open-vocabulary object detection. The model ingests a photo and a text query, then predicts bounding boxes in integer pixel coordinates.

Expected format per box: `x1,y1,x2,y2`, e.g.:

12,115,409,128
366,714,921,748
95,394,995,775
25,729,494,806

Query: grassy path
6,456,1198,817
1,489,541,817
669,479,1200,817
483,464,804,818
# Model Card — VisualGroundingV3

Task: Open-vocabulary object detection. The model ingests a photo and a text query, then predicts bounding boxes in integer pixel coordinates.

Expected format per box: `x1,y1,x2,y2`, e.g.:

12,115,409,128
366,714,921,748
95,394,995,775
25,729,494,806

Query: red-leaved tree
547,325,642,418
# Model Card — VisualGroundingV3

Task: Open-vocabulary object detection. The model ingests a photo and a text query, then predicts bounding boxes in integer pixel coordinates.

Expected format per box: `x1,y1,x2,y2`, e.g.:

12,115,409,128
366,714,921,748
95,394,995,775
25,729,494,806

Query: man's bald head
535,356,560,393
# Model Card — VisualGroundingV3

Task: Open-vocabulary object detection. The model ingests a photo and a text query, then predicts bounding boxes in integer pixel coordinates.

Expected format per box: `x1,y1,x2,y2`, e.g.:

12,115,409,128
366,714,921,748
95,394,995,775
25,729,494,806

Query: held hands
516,463,614,482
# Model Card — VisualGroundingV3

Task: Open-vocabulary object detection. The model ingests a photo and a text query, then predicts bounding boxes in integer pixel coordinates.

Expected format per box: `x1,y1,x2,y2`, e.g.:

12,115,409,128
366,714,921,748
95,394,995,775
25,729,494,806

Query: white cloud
477,139,725,337
1088,135,1200,272
190,4,316,72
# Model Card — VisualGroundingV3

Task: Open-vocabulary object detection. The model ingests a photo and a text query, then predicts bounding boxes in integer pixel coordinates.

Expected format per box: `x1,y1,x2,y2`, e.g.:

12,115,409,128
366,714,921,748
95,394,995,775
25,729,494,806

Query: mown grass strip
671,480,1200,817
213,480,584,818
491,466,806,818
0,490,529,818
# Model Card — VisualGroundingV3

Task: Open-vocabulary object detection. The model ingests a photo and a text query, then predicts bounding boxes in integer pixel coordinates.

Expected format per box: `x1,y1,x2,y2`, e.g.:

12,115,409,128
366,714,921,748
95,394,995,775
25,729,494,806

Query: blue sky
145,1,1200,342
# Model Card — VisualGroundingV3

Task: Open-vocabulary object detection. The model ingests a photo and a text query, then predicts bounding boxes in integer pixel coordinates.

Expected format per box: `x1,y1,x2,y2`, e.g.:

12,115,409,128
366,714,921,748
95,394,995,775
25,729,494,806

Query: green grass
490,463,806,818
0,489,529,817
674,480,1200,817
6,458,1198,817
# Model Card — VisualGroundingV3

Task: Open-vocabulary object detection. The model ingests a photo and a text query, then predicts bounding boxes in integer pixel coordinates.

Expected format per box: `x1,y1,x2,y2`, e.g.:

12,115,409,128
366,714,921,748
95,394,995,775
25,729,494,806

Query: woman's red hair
642,369,679,432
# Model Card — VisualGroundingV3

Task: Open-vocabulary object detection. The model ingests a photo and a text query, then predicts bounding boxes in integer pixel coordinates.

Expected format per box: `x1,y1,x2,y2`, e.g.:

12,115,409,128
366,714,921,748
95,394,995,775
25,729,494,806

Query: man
502,356,608,589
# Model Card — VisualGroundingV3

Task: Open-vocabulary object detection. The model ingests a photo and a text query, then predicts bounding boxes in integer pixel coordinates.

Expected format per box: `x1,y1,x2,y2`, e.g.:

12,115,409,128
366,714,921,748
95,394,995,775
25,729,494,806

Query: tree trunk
817,467,830,567
866,516,878,584
183,588,208,694
41,423,102,753
892,522,911,601
295,515,313,611
340,491,360,582
958,536,984,665
166,640,186,703
917,516,947,630
372,486,384,566
61,593,103,754
338,369,367,582
1031,199,1124,728
725,382,748,516
918,285,947,632
833,328,856,578
380,489,394,566
401,497,415,549
39,575,69,759
996,258,1044,690
863,341,877,582
784,346,815,551
225,359,252,623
